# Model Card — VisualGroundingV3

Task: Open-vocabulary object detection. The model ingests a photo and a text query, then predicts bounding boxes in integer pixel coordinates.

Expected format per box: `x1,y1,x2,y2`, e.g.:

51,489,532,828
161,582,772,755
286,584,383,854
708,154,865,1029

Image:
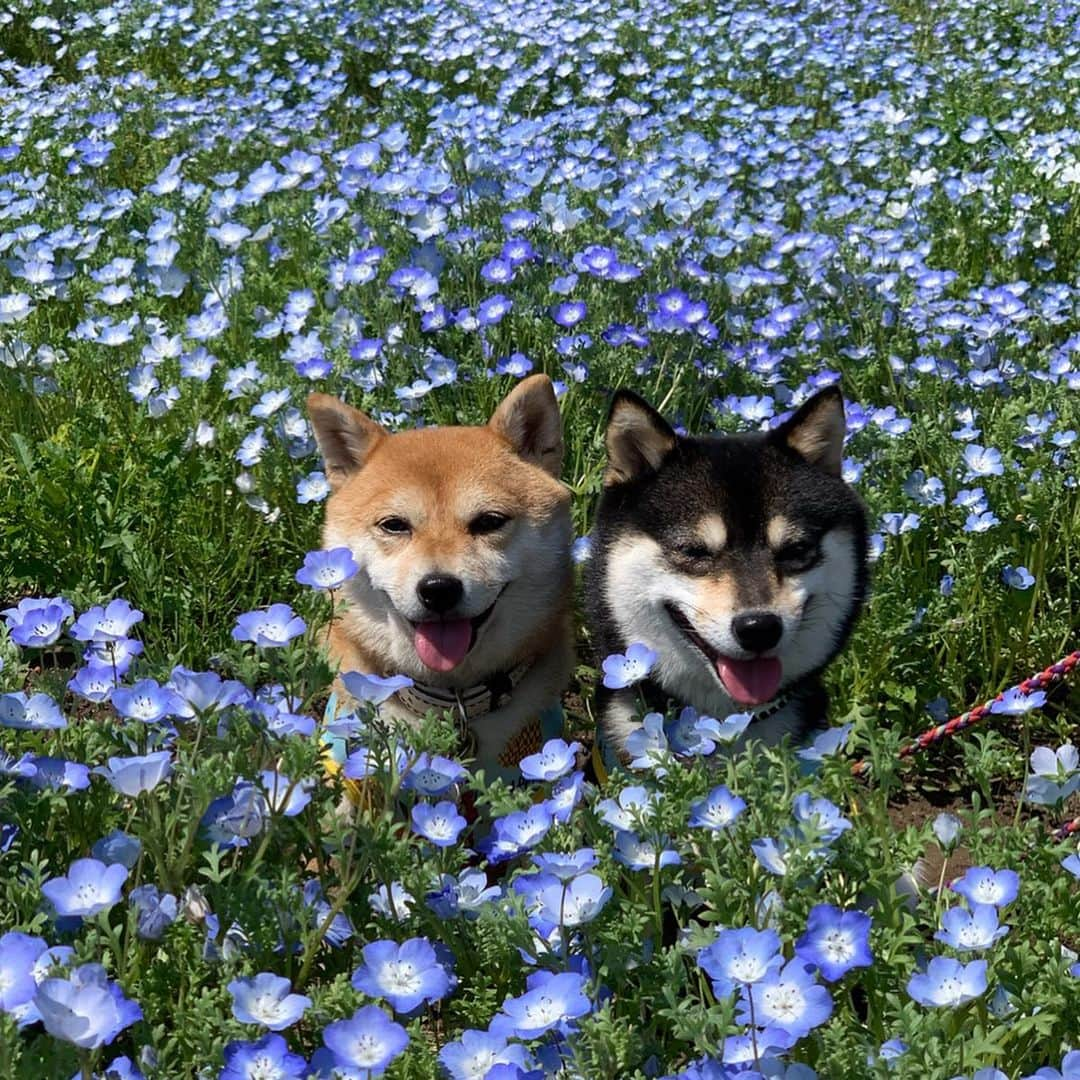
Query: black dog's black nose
732,612,783,653
416,574,464,613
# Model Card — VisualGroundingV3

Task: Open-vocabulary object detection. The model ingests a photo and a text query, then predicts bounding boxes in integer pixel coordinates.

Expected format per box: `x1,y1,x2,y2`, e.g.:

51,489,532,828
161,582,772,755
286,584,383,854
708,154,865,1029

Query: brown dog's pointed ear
775,386,846,476
306,393,386,486
604,390,677,486
488,374,564,477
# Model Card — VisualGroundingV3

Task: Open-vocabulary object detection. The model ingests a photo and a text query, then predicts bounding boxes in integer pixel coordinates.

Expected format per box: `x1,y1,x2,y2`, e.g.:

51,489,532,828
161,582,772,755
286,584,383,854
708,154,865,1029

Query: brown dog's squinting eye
469,511,511,536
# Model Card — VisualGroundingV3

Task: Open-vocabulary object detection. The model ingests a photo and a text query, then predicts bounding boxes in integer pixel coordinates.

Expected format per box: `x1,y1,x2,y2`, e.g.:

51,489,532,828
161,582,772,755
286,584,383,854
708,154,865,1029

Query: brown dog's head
307,375,572,684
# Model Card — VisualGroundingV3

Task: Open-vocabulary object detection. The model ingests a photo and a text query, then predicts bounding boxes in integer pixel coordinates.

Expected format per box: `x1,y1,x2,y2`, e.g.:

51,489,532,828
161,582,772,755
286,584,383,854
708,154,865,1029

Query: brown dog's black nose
417,574,464,614
732,612,783,653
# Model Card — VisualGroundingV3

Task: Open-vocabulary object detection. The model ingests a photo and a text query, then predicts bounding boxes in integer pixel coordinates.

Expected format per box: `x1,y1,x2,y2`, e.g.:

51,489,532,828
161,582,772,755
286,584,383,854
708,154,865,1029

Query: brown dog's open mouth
410,586,507,673
664,601,783,706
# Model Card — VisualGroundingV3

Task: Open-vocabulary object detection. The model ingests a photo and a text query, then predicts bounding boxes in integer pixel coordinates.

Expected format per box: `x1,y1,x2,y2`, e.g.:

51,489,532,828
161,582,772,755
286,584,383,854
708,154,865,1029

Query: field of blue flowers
2,0,1080,1075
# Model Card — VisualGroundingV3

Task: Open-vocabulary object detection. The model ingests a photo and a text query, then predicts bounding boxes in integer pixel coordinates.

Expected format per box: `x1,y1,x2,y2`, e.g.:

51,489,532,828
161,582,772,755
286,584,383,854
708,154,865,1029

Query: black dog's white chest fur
586,386,868,757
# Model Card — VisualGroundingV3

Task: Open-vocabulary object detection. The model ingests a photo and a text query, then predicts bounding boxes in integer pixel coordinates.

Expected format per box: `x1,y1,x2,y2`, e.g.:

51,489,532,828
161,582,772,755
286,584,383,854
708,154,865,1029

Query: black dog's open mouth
664,602,720,664
664,601,785,706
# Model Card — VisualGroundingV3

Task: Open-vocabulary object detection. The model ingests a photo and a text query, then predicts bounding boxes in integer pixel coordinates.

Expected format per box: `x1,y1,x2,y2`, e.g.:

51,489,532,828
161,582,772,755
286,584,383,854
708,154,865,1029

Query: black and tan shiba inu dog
307,375,574,782
585,385,868,761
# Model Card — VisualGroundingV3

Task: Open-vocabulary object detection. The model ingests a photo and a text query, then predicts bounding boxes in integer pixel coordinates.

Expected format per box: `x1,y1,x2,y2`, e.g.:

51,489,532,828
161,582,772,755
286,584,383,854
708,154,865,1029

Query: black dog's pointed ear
489,373,564,477
307,393,387,487
774,386,846,476
604,390,677,486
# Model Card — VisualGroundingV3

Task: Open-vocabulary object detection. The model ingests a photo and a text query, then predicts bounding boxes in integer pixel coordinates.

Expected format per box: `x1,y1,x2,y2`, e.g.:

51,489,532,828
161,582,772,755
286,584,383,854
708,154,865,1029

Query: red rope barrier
851,649,1080,782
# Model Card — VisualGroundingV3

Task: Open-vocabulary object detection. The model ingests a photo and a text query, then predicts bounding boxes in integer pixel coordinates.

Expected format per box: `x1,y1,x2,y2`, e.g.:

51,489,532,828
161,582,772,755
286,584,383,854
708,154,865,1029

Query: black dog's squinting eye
377,516,412,535
469,511,511,535
677,543,712,560
776,541,820,570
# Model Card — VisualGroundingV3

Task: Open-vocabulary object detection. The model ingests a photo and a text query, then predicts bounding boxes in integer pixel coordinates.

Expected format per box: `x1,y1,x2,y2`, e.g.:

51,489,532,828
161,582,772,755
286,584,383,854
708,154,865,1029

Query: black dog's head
589,386,868,712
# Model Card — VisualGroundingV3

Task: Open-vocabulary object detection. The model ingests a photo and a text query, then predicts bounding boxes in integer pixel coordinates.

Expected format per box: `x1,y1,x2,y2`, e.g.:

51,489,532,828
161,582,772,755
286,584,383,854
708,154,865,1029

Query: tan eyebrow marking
767,515,806,549
695,513,728,552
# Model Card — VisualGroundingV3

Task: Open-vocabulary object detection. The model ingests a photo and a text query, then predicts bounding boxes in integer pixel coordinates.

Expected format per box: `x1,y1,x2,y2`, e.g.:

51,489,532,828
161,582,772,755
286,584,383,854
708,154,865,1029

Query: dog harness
589,689,794,786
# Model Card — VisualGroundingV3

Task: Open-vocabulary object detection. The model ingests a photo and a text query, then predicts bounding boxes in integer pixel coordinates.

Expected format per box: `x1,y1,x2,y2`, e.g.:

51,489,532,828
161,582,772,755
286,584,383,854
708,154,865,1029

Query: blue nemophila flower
1002,564,1035,590
964,510,1001,533
92,831,141,869
341,671,414,705
531,872,612,927
689,785,747,831
229,972,311,1030
933,813,963,852
201,782,267,848
478,805,553,864
736,959,833,1041
231,604,306,647
626,713,669,773
990,687,1046,715
295,547,359,590
351,937,453,1013
221,1033,307,1080
497,971,591,1039
34,964,141,1049
411,800,468,847
111,678,184,724
698,928,783,998
369,882,415,922
129,884,177,941
169,667,251,717
551,300,587,328
258,771,314,816
963,444,1004,480
794,905,873,981
952,866,1020,907
439,1028,530,1080
68,662,117,704
519,738,581,782
297,471,330,504
0,691,66,730
70,599,143,642
791,793,851,844
426,870,502,920
2,596,73,646
546,770,586,824
907,957,987,1007
1026,744,1080,805
401,752,467,795
42,858,128,918
321,1005,408,1075
29,757,90,793
0,932,47,1011
83,634,143,677
532,849,598,880
596,785,658,832
93,751,173,797
572,535,592,563
935,903,1009,951
613,831,681,871
302,880,354,947
796,723,853,768
601,642,657,689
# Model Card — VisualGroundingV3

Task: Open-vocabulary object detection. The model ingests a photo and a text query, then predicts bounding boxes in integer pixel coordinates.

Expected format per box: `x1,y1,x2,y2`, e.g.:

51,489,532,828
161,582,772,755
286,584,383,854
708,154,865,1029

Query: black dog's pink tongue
414,619,472,672
717,656,782,705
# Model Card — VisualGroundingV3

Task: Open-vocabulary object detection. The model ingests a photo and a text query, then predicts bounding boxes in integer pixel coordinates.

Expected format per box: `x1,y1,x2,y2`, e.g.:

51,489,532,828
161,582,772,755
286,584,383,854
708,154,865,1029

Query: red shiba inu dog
307,375,573,781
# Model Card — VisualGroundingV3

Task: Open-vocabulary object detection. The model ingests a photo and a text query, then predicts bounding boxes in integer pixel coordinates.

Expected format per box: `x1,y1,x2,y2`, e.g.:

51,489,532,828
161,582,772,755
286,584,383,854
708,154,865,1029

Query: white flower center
383,961,421,994
763,982,805,1021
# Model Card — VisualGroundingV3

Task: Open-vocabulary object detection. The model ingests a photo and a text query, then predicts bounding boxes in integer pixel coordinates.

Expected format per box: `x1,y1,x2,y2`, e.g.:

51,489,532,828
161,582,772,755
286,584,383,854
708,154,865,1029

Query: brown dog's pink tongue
717,656,783,705
414,619,472,672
